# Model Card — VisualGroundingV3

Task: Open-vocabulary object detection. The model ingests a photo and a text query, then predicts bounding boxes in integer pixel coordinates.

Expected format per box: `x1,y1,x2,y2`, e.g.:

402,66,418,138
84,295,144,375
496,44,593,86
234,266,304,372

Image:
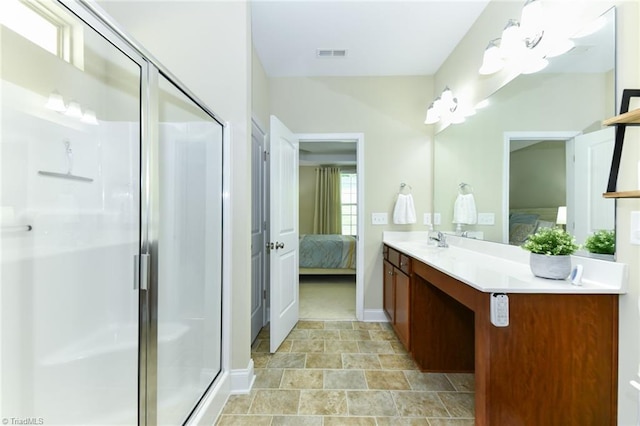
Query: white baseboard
363,309,388,322
230,359,255,395
186,372,230,426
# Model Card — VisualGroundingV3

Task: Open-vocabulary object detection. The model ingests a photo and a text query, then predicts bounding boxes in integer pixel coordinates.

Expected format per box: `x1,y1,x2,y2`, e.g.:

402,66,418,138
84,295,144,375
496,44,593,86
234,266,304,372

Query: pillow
509,222,537,245
509,212,539,225
535,220,555,232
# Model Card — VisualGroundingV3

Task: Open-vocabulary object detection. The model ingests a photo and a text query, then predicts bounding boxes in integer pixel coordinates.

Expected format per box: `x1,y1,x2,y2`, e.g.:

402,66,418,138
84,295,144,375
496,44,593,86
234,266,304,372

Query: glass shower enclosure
0,1,224,424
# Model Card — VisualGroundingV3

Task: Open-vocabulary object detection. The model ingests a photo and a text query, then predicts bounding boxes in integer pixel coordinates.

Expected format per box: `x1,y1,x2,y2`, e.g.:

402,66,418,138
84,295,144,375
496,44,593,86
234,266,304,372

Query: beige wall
99,1,253,372
299,166,316,235
510,142,566,209
270,76,434,310
435,1,640,422
252,47,270,130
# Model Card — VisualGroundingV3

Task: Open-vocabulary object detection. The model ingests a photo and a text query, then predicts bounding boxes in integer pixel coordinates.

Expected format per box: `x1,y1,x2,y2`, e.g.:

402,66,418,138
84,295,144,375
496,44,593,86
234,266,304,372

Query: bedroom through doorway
298,134,362,321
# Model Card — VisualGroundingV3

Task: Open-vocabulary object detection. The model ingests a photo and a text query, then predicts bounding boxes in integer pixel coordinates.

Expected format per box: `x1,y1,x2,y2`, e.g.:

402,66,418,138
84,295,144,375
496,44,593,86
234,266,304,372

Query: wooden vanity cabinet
383,243,618,426
383,246,411,349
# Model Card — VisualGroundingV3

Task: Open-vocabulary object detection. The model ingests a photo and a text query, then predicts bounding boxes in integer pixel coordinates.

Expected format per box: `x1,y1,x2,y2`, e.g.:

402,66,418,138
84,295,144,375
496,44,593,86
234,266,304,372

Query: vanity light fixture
478,0,574,76
81,109,99,125
479,39,503,75
45,90,66,112
45,91,99,125
64,100,83,119
424,87,474,126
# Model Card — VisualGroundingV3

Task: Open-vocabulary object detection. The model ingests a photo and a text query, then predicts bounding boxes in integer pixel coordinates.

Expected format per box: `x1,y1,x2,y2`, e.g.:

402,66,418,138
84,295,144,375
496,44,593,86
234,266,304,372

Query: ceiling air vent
316,49,347,58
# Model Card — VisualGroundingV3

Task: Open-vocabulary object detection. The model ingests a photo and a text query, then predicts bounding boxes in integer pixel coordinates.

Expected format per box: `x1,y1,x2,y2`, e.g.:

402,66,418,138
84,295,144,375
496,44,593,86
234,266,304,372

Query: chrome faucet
429,231,448,248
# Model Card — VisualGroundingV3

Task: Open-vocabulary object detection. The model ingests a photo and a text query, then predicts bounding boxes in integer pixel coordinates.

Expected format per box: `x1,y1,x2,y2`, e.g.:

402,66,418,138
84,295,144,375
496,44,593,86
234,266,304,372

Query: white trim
362,309,389,322
502,131,581,243
230,359,256,395
296,132,366,321
186,372,231,426
251,116,269,335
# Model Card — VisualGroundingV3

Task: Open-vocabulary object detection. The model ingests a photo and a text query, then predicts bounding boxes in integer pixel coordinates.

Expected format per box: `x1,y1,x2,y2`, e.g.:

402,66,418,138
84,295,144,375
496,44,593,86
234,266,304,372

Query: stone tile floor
216,320,475,425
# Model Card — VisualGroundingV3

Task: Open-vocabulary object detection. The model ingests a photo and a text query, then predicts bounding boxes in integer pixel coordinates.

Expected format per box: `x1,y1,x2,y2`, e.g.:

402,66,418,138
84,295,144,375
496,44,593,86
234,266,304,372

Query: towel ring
458,182,473,194
400,183,412,193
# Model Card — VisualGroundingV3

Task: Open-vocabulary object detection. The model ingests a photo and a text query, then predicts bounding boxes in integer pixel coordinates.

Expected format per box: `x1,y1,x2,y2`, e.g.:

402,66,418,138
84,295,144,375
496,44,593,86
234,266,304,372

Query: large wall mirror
434,7,616,259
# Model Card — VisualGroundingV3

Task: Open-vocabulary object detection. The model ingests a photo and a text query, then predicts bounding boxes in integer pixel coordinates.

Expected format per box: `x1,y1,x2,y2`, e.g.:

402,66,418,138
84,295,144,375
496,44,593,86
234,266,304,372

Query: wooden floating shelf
603,108,640,126
603,190,640,199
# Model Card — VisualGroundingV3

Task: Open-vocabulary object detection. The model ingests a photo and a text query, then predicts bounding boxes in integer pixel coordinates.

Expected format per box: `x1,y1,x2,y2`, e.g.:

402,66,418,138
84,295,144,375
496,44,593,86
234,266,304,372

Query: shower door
148,73,224,425
1,0,142,424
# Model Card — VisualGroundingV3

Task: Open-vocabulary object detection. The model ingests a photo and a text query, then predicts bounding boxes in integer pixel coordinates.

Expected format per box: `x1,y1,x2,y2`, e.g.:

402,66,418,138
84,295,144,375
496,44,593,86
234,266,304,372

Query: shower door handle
134,254,150,291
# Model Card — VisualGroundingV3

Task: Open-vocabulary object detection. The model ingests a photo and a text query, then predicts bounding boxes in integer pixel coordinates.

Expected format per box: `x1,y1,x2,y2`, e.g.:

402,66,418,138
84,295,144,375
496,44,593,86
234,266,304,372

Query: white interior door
251,120,267,343
573,128,615,245
269,115,299,352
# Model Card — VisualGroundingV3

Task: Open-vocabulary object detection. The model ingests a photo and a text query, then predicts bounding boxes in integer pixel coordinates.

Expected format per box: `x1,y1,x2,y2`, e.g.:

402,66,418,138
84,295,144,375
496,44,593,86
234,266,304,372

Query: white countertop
383,232,627,294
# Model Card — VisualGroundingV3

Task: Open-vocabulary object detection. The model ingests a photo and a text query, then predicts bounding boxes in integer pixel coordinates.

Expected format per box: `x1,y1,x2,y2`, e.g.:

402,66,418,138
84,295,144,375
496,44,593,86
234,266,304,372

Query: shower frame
57,1,230,424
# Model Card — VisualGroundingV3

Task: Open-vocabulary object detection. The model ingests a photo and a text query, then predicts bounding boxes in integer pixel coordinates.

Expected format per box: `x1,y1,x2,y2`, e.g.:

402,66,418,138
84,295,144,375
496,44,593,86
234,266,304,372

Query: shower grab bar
1,225,33,233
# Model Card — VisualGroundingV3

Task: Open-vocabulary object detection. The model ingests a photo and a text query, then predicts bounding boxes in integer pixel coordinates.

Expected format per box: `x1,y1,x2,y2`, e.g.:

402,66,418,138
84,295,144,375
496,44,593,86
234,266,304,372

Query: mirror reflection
434,7,616,259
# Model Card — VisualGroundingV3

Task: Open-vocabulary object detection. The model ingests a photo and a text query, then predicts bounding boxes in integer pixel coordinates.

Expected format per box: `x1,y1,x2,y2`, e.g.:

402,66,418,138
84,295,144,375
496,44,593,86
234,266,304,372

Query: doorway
503,131,578,244
297,133,364,322
250,127,365,344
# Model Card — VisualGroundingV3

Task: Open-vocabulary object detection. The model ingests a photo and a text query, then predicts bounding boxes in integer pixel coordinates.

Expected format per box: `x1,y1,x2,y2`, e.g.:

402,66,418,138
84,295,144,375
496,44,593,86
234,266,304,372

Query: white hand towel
453,193,477,224
393,194,408,224
405,194,417,224
393,193,417,224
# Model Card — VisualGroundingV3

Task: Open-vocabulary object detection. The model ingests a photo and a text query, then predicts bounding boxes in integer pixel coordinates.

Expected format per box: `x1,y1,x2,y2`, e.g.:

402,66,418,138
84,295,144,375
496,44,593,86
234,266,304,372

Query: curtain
313,167,342,234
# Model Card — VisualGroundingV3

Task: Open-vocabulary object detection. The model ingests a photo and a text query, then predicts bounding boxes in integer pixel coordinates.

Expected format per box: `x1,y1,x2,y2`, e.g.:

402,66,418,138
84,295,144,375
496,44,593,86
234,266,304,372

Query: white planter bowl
529,253,571,280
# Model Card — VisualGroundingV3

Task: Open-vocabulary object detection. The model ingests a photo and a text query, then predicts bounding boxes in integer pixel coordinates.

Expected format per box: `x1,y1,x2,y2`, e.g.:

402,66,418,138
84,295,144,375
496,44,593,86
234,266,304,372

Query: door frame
502,131,580,243
297,132,365,321
251,117,269,341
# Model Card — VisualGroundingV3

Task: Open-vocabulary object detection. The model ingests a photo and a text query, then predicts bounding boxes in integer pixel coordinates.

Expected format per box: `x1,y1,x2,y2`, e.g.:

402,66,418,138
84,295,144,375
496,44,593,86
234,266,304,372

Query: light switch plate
423,213,432,225
631,211,640,245
434,213,441,225
371,212,388,225
477,212,495,225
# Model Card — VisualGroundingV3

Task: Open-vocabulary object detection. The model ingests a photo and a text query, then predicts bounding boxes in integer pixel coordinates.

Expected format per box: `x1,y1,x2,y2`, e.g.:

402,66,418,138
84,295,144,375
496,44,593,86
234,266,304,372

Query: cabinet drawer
399,254,412,275
383,244,389,260
388,247,400,268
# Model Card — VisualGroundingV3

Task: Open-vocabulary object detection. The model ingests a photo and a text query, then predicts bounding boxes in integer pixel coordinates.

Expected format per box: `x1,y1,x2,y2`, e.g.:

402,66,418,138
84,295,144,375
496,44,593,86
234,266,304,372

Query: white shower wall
1,81,141,423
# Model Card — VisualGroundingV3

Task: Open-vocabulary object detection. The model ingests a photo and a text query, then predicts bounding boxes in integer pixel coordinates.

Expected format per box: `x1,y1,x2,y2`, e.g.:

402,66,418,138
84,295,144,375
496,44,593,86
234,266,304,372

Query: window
340,172,357,236
1,0,74,63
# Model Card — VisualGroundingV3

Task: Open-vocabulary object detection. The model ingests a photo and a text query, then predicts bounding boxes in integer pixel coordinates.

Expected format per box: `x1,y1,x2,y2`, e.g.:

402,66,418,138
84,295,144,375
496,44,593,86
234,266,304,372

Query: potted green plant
584,230,615,260
522,227,579,280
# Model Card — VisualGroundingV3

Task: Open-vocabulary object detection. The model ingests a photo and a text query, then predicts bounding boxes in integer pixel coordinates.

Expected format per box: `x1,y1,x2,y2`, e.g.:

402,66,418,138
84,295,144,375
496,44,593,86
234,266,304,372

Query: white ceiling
251,0,491,77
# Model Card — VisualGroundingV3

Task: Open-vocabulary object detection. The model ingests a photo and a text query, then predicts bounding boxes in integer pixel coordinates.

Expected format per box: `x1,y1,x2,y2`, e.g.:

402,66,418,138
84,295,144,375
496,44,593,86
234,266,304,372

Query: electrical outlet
477,213,495,225
423,213,432,225
434,213,441,225
631,211,640,245
371,212,388,225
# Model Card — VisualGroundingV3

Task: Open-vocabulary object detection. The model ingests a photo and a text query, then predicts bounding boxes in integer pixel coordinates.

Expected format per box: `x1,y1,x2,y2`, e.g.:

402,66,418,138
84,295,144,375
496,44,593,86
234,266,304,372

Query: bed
508,207,558,246
299,234,356,275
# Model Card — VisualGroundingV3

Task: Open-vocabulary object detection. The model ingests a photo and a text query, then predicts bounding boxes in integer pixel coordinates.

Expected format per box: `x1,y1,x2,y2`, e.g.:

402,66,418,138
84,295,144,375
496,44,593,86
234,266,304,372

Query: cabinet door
383,260,395,322
394,270,411,349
